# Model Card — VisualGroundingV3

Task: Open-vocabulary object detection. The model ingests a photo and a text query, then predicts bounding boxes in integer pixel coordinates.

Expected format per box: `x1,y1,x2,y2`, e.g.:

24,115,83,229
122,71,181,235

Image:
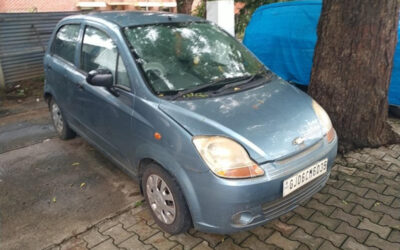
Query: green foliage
235,0,292,39
193,0,206,18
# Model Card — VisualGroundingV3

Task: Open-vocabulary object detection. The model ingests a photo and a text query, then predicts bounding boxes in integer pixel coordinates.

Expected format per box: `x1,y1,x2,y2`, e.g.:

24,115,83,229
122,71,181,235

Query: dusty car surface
43,11,338,234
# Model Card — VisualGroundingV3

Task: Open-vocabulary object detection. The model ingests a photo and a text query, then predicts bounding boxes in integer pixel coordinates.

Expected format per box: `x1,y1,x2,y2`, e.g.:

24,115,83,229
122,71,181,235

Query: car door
71,25,135,167
44,23,82,123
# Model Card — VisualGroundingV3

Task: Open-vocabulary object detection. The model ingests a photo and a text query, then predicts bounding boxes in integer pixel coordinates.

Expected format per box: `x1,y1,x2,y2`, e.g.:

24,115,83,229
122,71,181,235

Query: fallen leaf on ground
72,162,80,166
80,182,86,188
52,197,56,203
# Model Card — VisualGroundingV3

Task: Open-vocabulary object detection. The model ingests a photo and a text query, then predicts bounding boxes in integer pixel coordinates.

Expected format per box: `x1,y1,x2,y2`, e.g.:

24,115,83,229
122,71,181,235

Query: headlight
192,136,264,179
312,100,335,143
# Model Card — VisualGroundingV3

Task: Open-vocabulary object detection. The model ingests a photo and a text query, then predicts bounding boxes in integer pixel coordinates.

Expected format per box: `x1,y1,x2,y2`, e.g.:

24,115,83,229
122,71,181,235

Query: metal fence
0,12,78,88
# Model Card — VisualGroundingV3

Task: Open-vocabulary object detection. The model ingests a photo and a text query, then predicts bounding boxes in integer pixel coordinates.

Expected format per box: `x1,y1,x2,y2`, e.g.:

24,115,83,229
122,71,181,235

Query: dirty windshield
124,22,268,96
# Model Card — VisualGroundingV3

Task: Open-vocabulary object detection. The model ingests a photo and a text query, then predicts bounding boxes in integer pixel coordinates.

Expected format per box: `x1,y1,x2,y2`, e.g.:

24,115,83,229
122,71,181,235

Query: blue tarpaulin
243,0,400,106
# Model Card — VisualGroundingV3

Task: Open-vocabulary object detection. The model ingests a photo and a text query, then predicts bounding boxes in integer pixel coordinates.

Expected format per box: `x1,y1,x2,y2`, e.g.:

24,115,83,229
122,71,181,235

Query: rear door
45,23,82,123
71,25,135,166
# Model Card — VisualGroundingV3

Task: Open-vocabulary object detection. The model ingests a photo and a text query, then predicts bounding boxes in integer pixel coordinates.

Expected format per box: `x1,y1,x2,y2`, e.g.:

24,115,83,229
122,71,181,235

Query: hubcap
146,174,176,224
51,103,64,134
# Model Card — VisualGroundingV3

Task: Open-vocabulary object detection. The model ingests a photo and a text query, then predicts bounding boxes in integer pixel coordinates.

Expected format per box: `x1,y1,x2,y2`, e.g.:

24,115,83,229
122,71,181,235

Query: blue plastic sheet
243,0,400,106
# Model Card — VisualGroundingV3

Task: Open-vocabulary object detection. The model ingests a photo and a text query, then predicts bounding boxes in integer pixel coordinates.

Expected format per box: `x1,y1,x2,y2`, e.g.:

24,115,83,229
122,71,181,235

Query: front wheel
142,163,191,234
49,98,76,140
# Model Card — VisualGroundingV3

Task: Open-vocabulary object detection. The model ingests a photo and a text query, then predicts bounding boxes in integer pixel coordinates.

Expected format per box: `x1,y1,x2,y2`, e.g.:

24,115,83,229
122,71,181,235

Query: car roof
67,11,205,27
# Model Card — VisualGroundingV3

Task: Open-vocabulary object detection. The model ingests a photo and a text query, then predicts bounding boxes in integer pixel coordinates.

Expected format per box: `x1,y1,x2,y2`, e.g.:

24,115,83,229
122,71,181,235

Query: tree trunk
309,0,400,151
177,0,194,14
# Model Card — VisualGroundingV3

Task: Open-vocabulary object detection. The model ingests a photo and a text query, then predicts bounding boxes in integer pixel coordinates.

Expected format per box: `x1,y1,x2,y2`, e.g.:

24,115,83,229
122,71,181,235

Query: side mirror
86,69,113,88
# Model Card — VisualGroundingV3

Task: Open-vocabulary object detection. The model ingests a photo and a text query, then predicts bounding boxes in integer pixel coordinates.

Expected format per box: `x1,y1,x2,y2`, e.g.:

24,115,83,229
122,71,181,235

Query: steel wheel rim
146,174,176,224
51,103,64,134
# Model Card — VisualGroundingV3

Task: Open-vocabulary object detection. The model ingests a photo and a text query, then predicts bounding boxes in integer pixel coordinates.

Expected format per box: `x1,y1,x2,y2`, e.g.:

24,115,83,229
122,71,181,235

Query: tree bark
309,0,400,151
176,0,194,14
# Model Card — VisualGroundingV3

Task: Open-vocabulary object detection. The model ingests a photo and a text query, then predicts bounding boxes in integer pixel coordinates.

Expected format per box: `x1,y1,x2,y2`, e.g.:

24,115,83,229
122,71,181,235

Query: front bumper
186,137,338,234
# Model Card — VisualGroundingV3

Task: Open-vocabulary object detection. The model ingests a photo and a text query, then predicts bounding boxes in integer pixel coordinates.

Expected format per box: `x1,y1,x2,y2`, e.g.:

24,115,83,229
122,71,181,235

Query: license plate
283,159,328,197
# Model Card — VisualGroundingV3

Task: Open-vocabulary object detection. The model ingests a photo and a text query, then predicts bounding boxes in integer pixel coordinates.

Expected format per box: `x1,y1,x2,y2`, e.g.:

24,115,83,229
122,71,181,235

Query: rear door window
52,24,80,64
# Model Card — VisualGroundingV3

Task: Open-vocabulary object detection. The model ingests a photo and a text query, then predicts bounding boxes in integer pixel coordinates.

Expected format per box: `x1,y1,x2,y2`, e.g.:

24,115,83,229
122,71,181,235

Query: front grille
264,140,323,179
262,172,329,219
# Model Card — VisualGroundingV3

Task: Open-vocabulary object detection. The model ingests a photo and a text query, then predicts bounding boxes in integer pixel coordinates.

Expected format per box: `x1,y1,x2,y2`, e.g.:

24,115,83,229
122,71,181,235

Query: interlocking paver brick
117,209,143,229
59,237,88,250
279,211,295,222
319,240,340,250
330,208,362,227
229,231,251,244
192,231,226,247
324,185,351,200
383,186,399,196
388,230,400,243
269,220,297,236
127,220,159,241
342,237,378,250
135,209,156,225
215,238,243,250
358,218,391,239
378,214,400,229
371,203,400,219
341,182,368,197
310,211,341,230
336,222,370,243
346,193,375,209
382,155,400,167
354,170,379,182
352,205,383,223
388,164,400,172
373,166,397,178
365,189,395,206
312,225,347,247
326,195,355,213
326,179,345,189
265,232,300,250
311,192,331,203
192,241,213,250
290,228,323,249
305,199,335,216
241,235,277,250
359,179,387,193
169,233,203,250
378,177,400,189
337,174,363,185
144,231,177,250
293,205,315,219
336,165,357,175
171,244,184,250
97,218,120,233
118,235,153,250
91,238,118,250
392,198,400,208
287,215,319,234
102,223,133,245
365,233,400,250
80,228,109,248
249,225,274,241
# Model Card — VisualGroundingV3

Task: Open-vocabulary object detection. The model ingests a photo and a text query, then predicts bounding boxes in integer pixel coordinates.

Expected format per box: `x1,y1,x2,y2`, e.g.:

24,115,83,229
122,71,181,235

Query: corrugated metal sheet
0,12,78,88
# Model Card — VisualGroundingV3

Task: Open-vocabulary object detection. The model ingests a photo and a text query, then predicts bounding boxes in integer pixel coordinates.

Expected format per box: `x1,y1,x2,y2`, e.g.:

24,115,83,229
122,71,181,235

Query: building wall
0,0,177,13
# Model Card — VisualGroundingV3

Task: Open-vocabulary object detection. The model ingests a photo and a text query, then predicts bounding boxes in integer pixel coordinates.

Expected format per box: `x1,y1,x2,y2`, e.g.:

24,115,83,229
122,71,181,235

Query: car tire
142,163,192,234
49,98,76,140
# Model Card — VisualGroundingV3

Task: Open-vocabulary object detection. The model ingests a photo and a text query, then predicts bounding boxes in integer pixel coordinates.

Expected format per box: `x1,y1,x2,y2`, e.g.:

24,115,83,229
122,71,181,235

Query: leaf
134,200,143,208
52,197,56,203
342,200,348,205
80,182,86,188
374,202,380,207
72,162,80,166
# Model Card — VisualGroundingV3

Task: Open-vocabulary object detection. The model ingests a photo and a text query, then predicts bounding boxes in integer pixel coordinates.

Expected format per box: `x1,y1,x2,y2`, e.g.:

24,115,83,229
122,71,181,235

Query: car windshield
124,22,270,96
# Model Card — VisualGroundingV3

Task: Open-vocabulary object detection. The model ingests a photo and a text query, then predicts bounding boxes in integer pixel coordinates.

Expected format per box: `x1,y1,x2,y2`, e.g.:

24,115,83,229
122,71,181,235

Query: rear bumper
185,137,338,234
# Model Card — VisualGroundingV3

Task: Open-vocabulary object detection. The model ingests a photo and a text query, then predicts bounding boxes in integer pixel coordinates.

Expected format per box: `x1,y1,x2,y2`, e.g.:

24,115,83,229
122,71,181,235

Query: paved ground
1,95,399,250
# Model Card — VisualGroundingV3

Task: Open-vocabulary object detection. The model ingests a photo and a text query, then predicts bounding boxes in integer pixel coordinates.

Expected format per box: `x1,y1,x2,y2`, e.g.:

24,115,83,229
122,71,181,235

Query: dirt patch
1,76,45,107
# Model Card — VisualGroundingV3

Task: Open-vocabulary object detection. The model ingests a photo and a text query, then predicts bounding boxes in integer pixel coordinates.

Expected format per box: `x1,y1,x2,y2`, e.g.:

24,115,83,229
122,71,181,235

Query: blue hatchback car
44,11,338,234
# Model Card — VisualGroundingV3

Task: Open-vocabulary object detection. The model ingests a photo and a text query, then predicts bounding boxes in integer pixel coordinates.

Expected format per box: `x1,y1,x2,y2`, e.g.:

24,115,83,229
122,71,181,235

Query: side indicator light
154,132,162,140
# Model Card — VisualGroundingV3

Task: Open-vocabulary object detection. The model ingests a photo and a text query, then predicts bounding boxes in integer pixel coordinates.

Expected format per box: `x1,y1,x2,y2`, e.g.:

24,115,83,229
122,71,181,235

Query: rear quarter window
52,24,80,64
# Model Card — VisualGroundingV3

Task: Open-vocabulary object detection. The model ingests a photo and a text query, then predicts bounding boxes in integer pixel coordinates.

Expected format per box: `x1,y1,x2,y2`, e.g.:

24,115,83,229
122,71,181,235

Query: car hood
159,79,324,163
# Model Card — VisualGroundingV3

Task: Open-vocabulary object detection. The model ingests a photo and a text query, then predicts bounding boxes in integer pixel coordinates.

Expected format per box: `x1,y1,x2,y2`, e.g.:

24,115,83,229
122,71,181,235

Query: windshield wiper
213,69,273,94
170,75,251,100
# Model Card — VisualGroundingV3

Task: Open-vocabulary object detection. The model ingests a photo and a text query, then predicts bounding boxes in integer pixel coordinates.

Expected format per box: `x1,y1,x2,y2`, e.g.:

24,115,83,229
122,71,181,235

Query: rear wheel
49,98,75,140
142,163,191,234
